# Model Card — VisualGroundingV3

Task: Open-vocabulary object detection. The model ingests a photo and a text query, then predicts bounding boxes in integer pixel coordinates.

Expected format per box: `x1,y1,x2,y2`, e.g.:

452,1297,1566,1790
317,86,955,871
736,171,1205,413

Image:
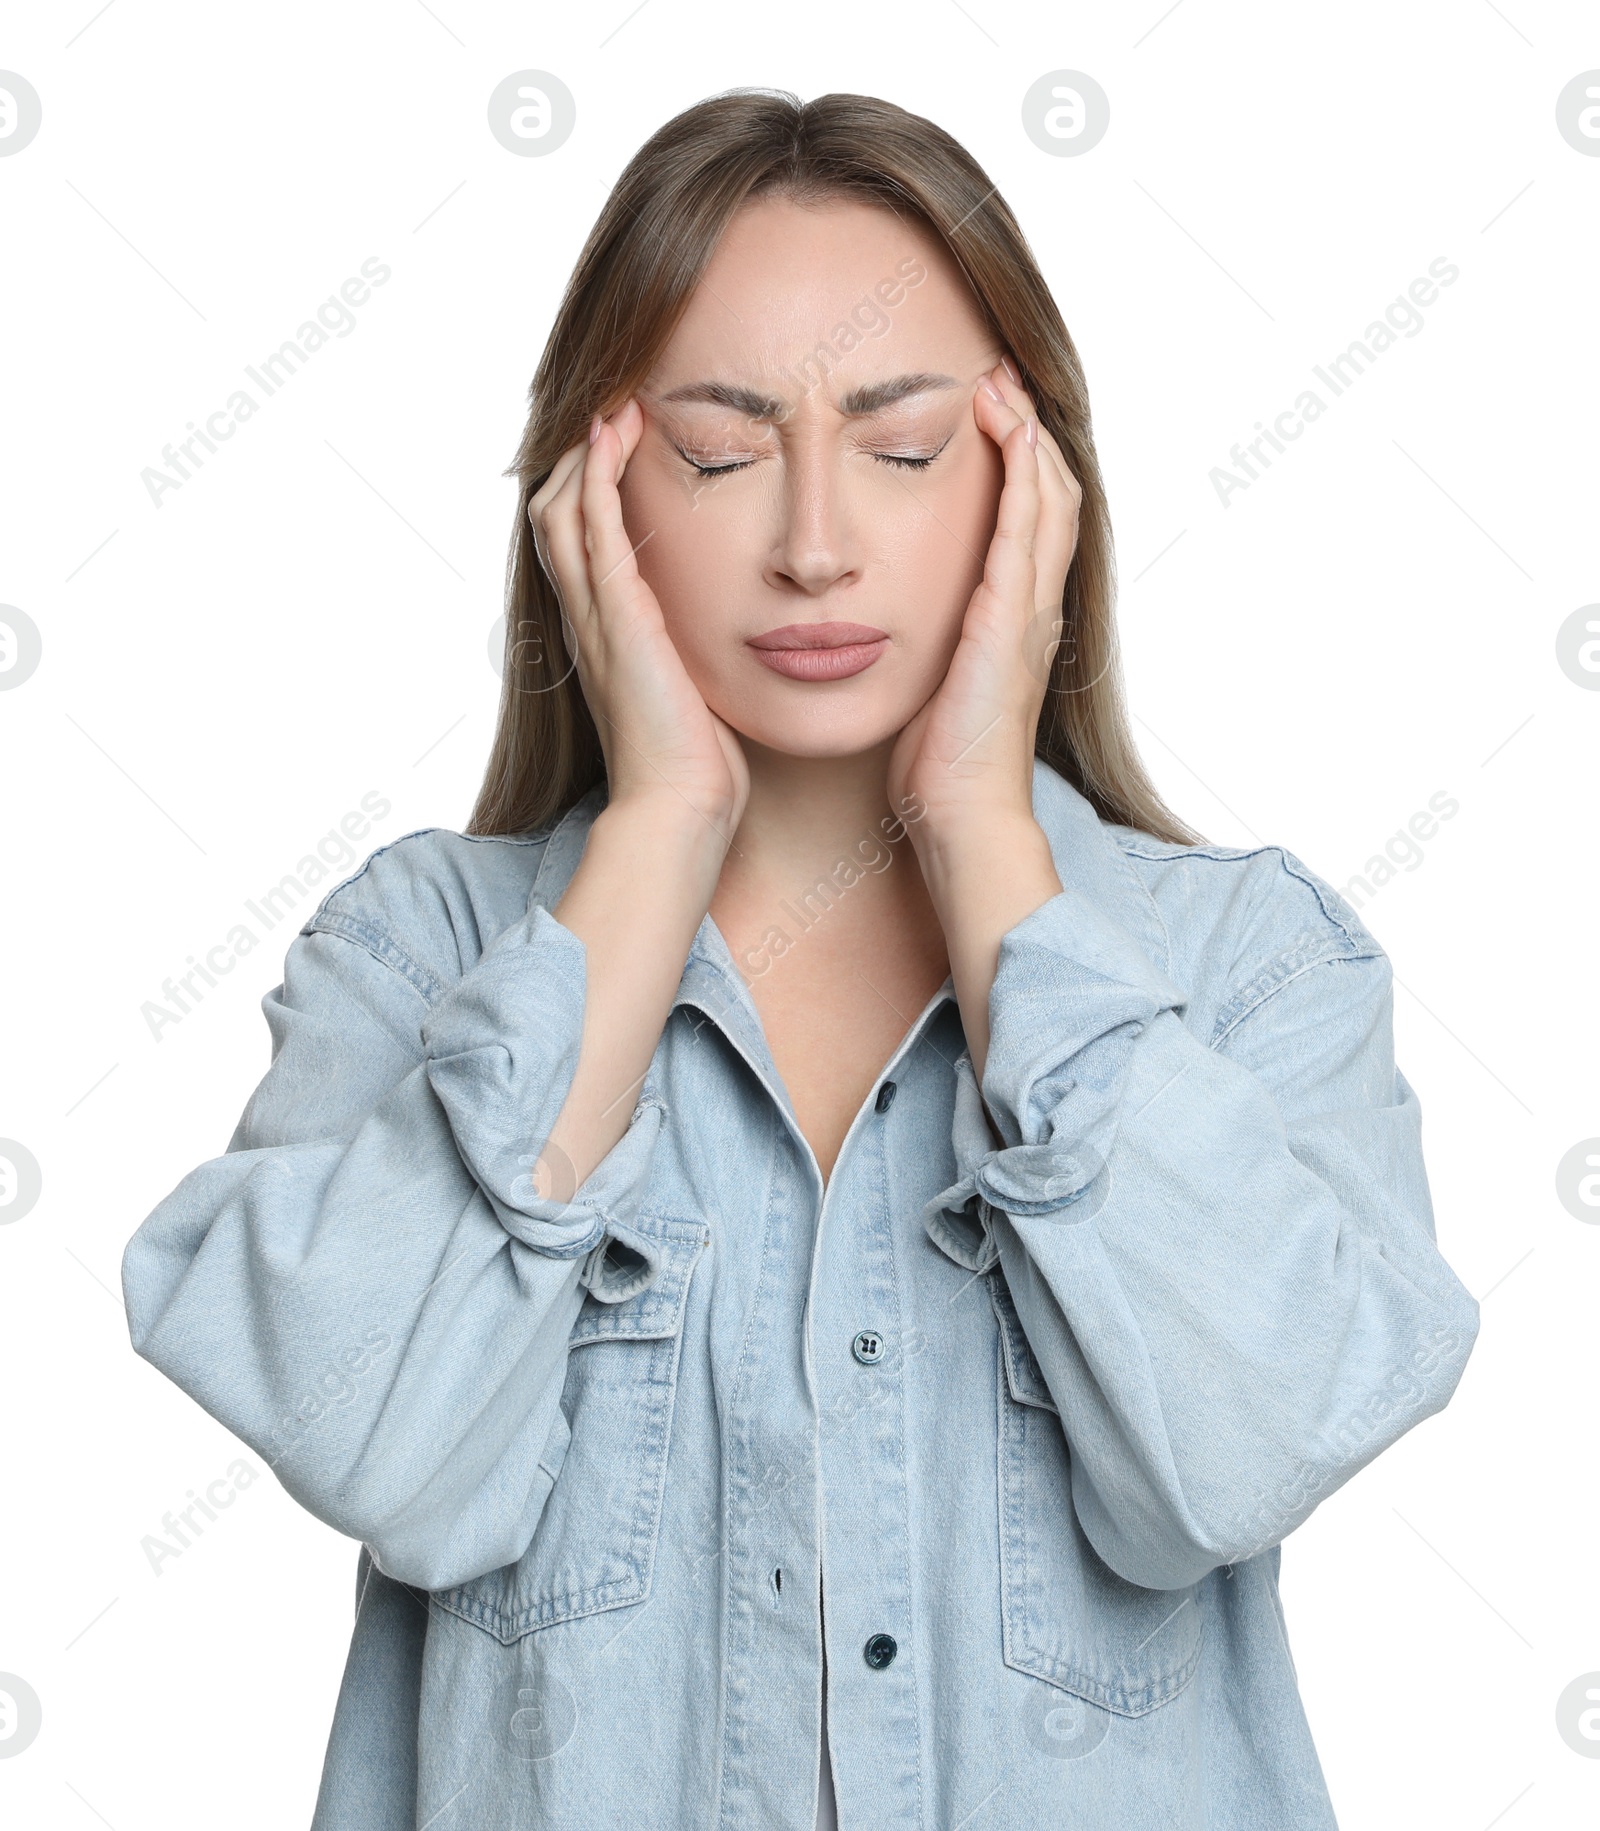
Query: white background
1,2,1596,1826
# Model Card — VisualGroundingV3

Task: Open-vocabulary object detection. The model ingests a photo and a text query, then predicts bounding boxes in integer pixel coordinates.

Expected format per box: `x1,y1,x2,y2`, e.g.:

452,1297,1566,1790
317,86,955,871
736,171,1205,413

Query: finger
989,361,1080,600
529,438,587,526
528,439,588,595
974,367,1026,446
990,359,1077,501
1016,430,1077,602
579,404,653,616
609,395,644,481
538,442,595,622
975,384,1040,631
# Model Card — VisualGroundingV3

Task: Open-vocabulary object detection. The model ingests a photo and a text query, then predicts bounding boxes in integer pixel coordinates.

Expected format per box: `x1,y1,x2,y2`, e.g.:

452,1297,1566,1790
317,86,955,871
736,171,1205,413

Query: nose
764,434,862,598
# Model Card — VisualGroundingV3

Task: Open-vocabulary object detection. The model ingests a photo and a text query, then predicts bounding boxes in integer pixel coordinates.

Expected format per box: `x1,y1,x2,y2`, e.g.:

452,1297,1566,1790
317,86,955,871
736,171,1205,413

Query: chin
706,674,918,759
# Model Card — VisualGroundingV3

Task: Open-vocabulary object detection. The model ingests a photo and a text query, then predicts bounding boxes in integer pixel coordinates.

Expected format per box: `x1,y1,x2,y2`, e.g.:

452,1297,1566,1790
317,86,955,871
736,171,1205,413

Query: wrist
913,806,1056,894
560,795,729,932
595,792,735,876
913,811,1060,1089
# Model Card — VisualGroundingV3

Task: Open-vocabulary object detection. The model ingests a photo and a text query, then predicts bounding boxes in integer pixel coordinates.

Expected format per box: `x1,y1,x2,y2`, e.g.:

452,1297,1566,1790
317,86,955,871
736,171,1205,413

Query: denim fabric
121,758,1479,1829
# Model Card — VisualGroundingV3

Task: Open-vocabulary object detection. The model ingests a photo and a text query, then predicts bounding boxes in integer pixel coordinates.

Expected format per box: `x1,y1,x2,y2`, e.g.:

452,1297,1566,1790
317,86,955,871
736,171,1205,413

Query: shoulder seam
1116,835,1380,956
299,824,554,928
1107,839,1176,980
297,825,448,932
302,907,447,1006
291,926,430,1065
1271,848,1380,954
295,824,556,985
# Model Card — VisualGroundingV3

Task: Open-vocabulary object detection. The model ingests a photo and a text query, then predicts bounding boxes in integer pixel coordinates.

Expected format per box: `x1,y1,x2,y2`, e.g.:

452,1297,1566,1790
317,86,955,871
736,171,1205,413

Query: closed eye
673,444,755,478
674,436,951,477
684,457,754,477
869,435,952,472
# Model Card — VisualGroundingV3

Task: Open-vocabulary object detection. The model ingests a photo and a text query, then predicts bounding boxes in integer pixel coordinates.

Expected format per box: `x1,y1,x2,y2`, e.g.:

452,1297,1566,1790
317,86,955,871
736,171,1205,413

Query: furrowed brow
655,381,785,419
654,371,962,421
835,372,960,416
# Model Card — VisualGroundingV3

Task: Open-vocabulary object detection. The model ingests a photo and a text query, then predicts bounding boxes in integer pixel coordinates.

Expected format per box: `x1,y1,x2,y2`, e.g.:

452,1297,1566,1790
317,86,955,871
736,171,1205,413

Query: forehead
648,194,996,403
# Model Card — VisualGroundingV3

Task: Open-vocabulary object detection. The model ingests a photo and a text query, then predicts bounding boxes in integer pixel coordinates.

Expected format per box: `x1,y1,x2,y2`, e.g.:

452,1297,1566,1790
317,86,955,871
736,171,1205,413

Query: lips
747,622,890,650
746,621,889,682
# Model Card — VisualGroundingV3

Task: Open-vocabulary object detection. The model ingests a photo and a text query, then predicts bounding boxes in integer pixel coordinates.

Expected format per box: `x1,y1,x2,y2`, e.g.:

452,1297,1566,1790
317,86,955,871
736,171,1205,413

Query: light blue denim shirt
121,758,1479,1830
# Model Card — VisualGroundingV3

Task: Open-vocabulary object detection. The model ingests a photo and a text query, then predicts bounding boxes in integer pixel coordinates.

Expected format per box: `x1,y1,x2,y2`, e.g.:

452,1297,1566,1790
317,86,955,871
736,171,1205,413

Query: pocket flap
573,1214,709,1342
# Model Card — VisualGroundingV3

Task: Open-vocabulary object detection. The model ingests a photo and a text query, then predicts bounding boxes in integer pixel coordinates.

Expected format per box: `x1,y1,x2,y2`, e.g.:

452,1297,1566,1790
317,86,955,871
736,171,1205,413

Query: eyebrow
654,371,961,420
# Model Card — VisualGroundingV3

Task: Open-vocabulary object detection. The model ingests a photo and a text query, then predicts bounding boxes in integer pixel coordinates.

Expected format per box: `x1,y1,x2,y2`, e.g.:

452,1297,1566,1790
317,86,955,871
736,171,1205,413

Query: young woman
123,90,1479,1830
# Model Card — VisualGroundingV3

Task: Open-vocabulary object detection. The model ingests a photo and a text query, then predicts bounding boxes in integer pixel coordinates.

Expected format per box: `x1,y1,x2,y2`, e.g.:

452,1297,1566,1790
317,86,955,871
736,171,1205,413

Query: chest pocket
433,1213,709,1645
990,1273,1206,1716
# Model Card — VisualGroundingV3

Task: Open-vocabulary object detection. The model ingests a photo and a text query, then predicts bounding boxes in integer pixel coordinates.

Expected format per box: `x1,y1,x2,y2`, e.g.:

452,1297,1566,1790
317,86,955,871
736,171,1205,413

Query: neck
708,736,944,989
728,737,905,875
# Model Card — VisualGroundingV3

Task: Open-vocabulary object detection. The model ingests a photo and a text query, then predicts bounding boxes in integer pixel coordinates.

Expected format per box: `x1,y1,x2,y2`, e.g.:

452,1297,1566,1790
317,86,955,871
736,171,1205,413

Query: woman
122,90,1479,1829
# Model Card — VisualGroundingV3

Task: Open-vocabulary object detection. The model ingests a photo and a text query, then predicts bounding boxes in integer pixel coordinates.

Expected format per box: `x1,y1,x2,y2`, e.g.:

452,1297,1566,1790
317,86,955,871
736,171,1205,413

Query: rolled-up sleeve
921,884,1480,1591
122,896,669,1590
420,903,669,1299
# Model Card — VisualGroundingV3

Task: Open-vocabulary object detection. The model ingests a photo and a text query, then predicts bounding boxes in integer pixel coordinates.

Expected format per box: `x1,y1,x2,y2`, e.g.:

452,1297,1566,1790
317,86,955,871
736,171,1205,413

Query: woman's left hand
887,356,1082,844
888,356,1083,1085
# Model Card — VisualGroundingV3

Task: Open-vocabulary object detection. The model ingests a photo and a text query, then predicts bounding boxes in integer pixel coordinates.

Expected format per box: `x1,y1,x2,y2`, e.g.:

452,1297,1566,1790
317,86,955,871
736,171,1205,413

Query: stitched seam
296,823,557,938
1107,837,1176,979
571,1215,709,1339
439,1569,648,1639
991,1276,1056,1412
1209,926,1354,1042
870,1098,925,1831
498,1335,674,1634
298,826,562,1004
301,825,448,921
296,826,551,928
713,1109,785,1831
1116,837,1381,957
439,1230,708,1642
291,929,430,1067
1211,949,1382,1051
994,1296,1202,1713
304,906,447,1005
1273,850,1380,953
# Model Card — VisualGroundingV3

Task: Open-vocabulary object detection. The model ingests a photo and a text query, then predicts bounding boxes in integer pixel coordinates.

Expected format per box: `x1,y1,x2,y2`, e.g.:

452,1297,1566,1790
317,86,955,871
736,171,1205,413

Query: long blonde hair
468,88,1199,846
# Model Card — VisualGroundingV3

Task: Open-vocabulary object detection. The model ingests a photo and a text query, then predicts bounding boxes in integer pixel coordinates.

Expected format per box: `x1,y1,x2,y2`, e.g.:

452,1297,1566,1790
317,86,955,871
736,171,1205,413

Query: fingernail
1000,355,1021,384
588,413,602,445
1025,415,1038,449
978,378,1004,402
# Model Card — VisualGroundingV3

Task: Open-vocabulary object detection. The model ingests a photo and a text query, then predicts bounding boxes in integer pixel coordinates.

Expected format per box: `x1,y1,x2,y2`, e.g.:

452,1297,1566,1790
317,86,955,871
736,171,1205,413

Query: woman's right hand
528,398,750,839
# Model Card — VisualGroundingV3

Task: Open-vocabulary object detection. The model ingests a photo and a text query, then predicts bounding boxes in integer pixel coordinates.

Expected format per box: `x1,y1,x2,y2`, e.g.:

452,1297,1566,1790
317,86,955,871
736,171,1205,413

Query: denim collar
525,758,1172,1085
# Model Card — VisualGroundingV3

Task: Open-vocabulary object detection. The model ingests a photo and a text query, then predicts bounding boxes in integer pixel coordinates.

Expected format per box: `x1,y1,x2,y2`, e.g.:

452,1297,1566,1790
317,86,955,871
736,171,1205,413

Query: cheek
933,436,1006,559
616,467,742,651
886,443,998,630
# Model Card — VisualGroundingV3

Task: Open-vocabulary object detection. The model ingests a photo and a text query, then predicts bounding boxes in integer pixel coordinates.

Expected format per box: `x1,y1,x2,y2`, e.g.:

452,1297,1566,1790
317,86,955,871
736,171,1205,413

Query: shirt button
863,1633,898,1670
874,1080,897,1114
852,1329,884,1365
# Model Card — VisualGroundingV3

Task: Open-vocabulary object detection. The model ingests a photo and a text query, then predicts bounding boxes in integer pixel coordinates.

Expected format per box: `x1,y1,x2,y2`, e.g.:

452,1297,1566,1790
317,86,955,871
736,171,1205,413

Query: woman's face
616,194,1006,759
